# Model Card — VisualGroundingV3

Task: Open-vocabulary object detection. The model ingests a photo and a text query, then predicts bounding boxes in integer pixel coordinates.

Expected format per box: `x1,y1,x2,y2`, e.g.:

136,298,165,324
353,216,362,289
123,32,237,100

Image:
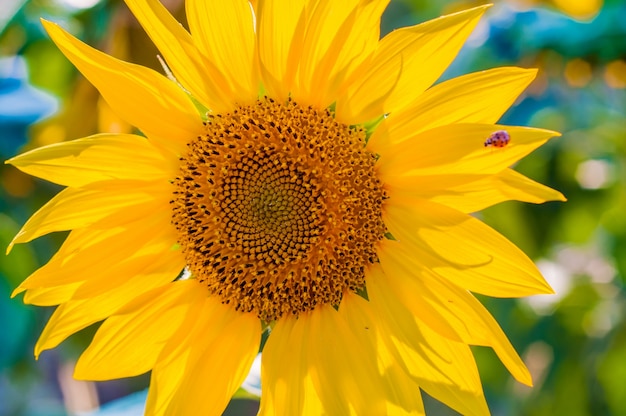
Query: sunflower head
171,97,386,321
6,1,565,415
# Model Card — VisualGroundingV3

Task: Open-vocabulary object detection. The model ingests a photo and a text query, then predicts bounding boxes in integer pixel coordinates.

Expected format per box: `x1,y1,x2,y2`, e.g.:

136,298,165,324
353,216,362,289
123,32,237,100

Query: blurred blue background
1,0,625,415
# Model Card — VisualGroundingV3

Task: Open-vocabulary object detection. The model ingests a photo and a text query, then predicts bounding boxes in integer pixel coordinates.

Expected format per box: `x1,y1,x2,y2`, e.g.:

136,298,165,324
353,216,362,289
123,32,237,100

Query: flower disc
171,98,386,321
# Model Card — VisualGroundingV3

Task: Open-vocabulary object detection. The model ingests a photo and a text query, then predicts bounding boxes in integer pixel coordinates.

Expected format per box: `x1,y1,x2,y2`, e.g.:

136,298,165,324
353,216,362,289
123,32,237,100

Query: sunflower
7,1,565,415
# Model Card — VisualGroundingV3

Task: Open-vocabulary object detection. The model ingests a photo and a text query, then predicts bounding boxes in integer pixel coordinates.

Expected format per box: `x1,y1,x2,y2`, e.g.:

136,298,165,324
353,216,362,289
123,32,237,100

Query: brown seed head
171,98,385,321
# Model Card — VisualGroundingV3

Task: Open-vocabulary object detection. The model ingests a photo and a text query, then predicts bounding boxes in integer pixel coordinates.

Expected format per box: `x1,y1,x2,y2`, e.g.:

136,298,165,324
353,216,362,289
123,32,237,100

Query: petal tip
10,285,25,298
470,3,494,14
519,374,534,387
524,67,539,78
539,282,556,295
6,241,14,255
40,18,56,31
34,344,43,360
509,360,533,387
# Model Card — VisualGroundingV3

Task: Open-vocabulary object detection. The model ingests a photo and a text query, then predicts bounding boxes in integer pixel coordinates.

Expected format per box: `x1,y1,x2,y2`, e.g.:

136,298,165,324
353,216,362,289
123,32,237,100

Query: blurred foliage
1,0,625,415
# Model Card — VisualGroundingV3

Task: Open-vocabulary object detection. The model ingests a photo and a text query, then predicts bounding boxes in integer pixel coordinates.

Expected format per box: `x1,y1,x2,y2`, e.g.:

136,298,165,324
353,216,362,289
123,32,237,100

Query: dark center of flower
171,98,386,321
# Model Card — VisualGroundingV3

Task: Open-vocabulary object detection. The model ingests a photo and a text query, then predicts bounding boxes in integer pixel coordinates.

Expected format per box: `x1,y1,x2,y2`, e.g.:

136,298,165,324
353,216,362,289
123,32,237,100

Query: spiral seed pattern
171,98,385,321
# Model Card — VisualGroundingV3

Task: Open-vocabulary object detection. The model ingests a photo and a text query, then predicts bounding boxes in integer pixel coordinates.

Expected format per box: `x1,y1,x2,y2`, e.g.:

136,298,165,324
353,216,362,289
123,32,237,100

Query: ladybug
484,130,511,148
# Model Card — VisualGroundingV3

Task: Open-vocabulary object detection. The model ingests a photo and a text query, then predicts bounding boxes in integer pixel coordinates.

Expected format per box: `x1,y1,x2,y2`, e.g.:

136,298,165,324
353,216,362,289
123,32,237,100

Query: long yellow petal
261,305,390,415
167,301,260,415
306,0,389,109
186,0,258,103
369,67,537,142
143,297,205,416
387,168,566,213
374,123,559,179
294,0,359,105
123,0,235,113
21,283,81,306
9,180,169,251
496,168,567,204
259,314,323,416
69,213,180,299
336,5,489,123
339,293,426,415
310,305,389,415
382,198,553,296
450,286,533,386
369,254,463,343
366,264,490,416
71,235,181,300
6,134,173,187
34,258,183,358
294,0,388,108
16,210,173,292
42,20,201,157
372,251,532,385
146,296,261,415
256,0,307,101
74,280,204,380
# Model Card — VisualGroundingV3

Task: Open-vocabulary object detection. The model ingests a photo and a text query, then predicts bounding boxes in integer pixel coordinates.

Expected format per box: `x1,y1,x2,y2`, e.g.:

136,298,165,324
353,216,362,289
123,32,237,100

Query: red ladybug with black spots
484,130,511,148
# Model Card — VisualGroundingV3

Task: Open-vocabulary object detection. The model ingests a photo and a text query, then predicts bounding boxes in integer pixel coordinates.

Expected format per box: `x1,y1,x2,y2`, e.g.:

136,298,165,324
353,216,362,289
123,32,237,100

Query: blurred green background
1,0,625,415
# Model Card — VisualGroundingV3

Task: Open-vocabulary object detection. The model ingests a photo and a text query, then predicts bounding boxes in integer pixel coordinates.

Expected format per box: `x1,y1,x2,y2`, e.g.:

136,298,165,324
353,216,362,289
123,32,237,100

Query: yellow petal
262,305,389,415
294,0,388,108
293,0,359,105
304,0,389,109
34,260,183,358
366,263,490,416
123,0,235,113
392,328,490,416
387,168,566,213
369,252,462,343
70,213,180,299
308,305,388,415
43,20,201,157
372,251,531,385
369,67,537,142
496,168,567,204
382,198,553,296
336,5,489,123
374,123,559,179
143,297,205,416
166,304,260,415
339,293,426,415
259,314,323,416
6,134,173,187
21,283,81,306
9,180,169,251
71,235,182,300
17,210,173,291
74,281,204,380
147,297,261,415
452,289,533,386
256,0,307,101
186,0,258,102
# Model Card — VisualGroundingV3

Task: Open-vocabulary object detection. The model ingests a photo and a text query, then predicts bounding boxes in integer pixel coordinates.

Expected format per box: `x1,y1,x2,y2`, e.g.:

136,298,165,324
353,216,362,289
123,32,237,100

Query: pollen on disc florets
171,97,386,321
